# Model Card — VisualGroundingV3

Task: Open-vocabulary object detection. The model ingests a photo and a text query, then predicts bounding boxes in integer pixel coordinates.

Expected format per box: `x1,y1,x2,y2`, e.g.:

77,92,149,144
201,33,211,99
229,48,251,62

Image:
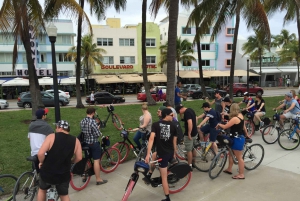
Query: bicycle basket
101,136,110,147
120,130,128,139
273,114,280,121
246,112,254,119
262,117,271,126
107,105,114,112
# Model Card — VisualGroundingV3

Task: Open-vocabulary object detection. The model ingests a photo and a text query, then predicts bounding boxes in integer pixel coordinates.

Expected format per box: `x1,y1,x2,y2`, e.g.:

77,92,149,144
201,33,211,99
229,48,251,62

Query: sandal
223,170,232,175
232,175,245,180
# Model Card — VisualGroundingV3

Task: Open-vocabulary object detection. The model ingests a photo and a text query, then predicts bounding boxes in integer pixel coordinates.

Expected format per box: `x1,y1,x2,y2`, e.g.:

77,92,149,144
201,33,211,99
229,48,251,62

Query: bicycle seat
26,155,38,162
245,138,252,143
82,147,90,150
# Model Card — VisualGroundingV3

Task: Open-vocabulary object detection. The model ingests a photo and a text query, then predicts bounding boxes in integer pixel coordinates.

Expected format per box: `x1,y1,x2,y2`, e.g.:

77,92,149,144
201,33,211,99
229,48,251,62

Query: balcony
250,61,298,67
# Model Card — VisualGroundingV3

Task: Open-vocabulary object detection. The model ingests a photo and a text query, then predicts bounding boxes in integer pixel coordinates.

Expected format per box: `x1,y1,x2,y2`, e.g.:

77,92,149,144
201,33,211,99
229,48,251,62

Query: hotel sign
101,64,157,70
16,69,53,76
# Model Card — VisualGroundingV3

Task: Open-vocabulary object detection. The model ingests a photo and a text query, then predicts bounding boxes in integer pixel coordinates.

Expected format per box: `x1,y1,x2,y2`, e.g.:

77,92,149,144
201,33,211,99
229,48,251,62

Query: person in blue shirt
174,81,186,107
198,102,220,154
238,92,255,115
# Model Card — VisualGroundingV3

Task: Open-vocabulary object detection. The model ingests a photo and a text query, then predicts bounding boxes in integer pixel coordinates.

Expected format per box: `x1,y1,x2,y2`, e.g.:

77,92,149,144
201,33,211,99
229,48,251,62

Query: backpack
172,120,183,144
215,111,222,123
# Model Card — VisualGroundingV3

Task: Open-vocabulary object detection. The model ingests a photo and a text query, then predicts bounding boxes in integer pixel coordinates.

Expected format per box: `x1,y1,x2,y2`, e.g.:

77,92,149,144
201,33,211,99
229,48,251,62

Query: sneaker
161,198,171,201
255,125,260,131
293,139,299,143
260,121,264,127
142,175,151,184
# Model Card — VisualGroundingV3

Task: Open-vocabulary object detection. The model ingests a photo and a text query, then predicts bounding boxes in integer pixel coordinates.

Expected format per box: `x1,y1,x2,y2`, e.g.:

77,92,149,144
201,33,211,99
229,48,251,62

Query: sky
0,0,298,38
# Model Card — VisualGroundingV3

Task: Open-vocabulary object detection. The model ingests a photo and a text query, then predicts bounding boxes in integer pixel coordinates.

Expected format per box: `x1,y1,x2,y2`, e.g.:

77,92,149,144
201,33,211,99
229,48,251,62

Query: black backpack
172,120,183,144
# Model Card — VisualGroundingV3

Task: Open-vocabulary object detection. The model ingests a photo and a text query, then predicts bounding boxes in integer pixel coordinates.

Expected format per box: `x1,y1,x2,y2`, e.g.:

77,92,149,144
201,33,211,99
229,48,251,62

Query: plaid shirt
80,117,102,144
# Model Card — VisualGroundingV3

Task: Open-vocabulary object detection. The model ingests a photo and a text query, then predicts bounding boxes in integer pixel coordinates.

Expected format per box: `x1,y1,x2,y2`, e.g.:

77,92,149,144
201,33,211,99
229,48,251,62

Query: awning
252,68,281,73
0,80,7,85
93,75,123,84
203,70,229,77
224,70,260,76
148,74,167,82
280,69,298,73
2,78,29,86
38,77,54,85
60,77,85,85
120,74,144,83
180,71,200,78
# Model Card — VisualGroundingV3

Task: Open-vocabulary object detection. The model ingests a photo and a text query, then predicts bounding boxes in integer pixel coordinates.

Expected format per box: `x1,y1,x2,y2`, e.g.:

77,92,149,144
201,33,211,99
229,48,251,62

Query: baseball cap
161,108,173,119
175,105,184,113
201,102,210,108
223,97,231,102
158,106,166,111
54,120,70,131
215,90,220,94
36,108,48,119
285,92,293,98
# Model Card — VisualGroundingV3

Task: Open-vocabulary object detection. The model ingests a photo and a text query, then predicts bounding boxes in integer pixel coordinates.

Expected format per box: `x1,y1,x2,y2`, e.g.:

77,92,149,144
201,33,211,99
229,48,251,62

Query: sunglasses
168,114,174,117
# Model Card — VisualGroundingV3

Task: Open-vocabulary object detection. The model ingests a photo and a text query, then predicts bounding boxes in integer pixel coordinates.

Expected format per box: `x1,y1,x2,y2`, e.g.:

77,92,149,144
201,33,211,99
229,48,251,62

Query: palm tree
45,0,127,108
159,37,197,80
66,34,106,95
272,29,297,48
0,0,46,119
242,29,270,86
184,0,270,99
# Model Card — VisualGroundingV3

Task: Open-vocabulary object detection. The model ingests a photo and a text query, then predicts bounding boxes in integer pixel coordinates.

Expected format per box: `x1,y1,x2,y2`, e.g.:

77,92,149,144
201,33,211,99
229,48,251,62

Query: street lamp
247,59,249,93
46,23,60,123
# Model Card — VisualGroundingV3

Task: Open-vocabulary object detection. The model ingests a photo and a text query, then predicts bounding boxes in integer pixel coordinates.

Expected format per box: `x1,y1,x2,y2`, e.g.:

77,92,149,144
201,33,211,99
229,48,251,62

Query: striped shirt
80,117,102,144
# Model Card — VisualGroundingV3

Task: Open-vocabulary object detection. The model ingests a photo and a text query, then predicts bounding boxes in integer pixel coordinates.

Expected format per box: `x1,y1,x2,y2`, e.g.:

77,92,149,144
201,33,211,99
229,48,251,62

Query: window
40,53,47,62
58,71,72,76
146,56,156,64
120,56,135,64
226,59,231,66
0,33,14,44
227,28,235,35
103,56,114,64
56,53,72,62
0,72,13,75
56,35,71,44
205,28,210,35
22,54,27,63
0,53,13,63
201,44,210,50
97,38,113,46
226,44,233,51
201,60,210,66
119,38,134,46
38,35,46,44
160,34,162,40
146,39,156,47
182,27,191,34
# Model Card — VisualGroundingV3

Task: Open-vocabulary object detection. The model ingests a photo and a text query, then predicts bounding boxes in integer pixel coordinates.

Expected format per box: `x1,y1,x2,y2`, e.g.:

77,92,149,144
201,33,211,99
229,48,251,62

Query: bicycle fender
168,162,191,179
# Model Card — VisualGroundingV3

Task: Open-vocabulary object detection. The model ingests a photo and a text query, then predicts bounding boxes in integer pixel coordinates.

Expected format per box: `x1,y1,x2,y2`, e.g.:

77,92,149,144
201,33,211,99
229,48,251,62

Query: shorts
200,124,218,142
231,135,245,151
157,152,174,168
39,177,69,196
283,112,297,119
184,136,198,151
83,142,101,160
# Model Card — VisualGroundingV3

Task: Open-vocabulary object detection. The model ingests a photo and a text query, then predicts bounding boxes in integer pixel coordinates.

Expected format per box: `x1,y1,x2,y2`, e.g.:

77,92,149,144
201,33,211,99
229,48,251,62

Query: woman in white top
132,103,152,150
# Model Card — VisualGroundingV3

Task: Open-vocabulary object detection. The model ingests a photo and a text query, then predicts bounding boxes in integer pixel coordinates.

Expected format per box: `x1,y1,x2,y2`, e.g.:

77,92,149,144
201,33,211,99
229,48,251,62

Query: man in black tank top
37,120,82,201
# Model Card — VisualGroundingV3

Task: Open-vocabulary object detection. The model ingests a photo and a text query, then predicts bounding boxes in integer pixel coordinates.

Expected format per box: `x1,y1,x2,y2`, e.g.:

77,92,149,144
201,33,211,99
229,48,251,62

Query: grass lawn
0,96,284,177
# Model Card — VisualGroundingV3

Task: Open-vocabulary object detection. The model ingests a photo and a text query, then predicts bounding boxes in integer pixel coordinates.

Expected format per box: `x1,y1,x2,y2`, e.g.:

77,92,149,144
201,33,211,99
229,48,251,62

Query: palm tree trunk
141,0,156,105
196,40,208,98
296,6,300,85
229,2,241,99
86,61,89,94
259,54,262,87
75,0,85,108
177,61,180,81
166,0,179,107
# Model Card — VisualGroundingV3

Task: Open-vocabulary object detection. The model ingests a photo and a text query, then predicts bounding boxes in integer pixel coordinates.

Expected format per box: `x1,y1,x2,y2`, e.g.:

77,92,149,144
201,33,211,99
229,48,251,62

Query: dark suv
226,83,264,97
17,92,70,108
86,92,125,104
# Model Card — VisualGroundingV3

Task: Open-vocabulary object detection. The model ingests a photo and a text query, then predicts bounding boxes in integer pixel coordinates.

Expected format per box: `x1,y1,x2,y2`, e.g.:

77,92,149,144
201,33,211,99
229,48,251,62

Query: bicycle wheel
121,180,135,201
100,147,120,173
135,146,147,162
243,143,265,170
168,171,191,194
112,142,130,163
208,151,227,179
278,129,300,150
192,146,216,172
245,120,255,137
262,125,279,144
112,114,123,130
175,143,186,160
0,174,17,201
13,171,37,201
70,161,92,191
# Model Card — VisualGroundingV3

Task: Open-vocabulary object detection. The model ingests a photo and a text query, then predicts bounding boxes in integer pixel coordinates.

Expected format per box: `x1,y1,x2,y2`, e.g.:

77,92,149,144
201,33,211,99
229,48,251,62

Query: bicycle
208,134,265,179
94,104,123,130
121,158,192,201
0,162,17,201
13,155,59,201
277,116,300,150
70,136,121,191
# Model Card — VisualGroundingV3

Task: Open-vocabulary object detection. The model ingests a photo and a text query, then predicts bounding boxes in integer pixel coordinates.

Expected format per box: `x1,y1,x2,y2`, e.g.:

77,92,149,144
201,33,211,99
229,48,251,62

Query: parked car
192,87,227,99
17,92,69,108
85,92,125,104
141,86,167,94
226,83,264,97
137,92,167,102
0,99,9,109
180,84,201,97
46,89,70,99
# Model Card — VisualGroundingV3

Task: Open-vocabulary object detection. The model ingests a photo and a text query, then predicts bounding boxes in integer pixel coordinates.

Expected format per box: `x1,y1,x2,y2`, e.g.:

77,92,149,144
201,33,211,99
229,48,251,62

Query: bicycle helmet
120,130,128,139
273,114,280,121
107,105,114,112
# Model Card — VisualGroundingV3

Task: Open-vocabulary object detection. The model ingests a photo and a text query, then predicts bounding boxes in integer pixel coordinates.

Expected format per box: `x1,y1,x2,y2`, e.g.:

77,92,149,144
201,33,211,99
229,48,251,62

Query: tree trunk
196,40,209,98
296,6,300,85
86,61,89,94
21,3,43,119
177,61,180,81
259,54,262,87
229,3,241,99
75,0,85,108
166,0,179,107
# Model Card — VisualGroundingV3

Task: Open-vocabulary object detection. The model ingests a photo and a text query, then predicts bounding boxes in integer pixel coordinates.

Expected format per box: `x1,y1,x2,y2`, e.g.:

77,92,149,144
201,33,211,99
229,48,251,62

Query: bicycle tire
100,147,120,173
112,142,130,163
192,146,216,172
243,143,265,170
175,143,186,160
262,125,279,144
245,120,255,137
0,174,17,201
112,114,123,130
208,151,227,179
278,129,300,150
70,160,92,191
135,146,147,162
13,171,37,201
168,171,192,194
121,180,135,201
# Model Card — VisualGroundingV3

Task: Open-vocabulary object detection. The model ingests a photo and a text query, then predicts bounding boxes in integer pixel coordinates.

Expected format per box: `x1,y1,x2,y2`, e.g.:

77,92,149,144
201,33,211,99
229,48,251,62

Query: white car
46,89,70,99
0,99,9,109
